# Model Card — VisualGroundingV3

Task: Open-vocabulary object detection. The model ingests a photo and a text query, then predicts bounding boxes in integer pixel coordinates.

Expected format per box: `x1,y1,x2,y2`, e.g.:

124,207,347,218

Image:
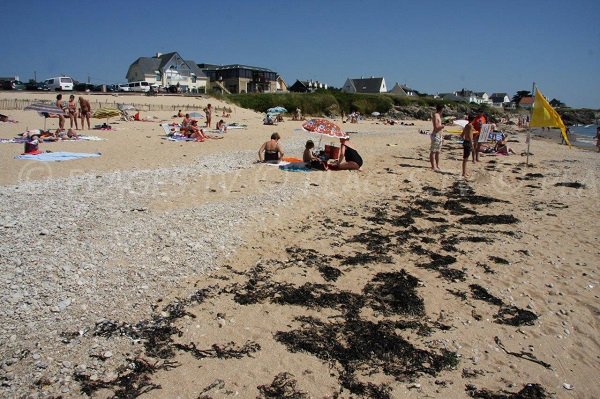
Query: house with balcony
199,64,280,94
341,77,387,94
126,52,208,93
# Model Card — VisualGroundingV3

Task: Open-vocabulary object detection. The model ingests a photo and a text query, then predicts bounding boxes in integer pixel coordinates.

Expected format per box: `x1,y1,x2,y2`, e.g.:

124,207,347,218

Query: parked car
44,76,74,91
118,84,130,92
25,80,50,91
74,82,97,92
1,80,26,90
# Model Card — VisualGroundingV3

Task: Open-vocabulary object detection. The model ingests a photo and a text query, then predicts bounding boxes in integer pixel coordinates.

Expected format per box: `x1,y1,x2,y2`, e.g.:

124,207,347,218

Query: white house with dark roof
342,77,387,94
490,93,511,106
126,52,208,93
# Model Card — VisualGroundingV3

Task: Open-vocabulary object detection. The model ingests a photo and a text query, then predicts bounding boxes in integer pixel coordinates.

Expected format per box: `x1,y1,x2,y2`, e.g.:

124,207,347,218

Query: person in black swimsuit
330,136,363,170
258,132,284,163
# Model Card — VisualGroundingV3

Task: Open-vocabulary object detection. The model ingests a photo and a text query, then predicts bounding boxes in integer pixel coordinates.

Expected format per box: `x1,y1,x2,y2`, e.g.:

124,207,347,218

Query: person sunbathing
216,119,227,133
495,140,516,155
187,120,207,141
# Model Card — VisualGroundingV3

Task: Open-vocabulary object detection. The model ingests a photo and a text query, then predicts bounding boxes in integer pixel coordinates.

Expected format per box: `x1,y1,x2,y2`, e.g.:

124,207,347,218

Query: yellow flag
530,89,570,147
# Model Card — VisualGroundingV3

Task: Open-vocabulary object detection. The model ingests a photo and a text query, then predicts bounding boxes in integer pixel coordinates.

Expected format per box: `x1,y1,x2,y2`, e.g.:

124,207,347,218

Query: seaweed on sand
469,284,504,306
233,276,364,315
286,247,342,281
275,315,458,395
257,372,310,399
417,253,466,282
75,357,177,398
466,382,549,398
340,252,394,266
458,214,520,225
555,182,586,189
348,228,392,252
494,306,538,326
489,256,510,265
363,271,425,316
174,341,261,360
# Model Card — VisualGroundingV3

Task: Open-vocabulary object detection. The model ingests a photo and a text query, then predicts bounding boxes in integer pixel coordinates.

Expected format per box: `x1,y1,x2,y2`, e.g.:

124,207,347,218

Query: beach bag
324,145,340,160
24,139,39,154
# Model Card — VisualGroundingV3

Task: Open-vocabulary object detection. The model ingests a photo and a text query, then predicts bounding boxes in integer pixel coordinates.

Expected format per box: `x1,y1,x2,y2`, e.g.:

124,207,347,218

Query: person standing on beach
429,104,444,171
204,104,213,128
596,127,600,152
67,95,79,130
461,118,477,178
55,94,65,130
78,97,92,130
471,112,486,163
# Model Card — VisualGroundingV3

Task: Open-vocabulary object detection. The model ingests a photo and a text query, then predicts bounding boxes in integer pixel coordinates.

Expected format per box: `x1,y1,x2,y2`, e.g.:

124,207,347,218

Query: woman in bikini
329,136,363,170
67,95,78,130
258,132,284,163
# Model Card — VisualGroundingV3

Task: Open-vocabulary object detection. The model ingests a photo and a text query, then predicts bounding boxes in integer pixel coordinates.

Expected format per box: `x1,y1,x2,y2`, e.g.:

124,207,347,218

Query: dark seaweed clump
275,316,458,396
75,357,177,398
417,253,466,281
554,182,586,189
466,382,549,398
494,306,538,326
363,271,424,316
174,341,260,360
459,214,519,225
489,256,510,265
470,285,504,306
257,372,310,399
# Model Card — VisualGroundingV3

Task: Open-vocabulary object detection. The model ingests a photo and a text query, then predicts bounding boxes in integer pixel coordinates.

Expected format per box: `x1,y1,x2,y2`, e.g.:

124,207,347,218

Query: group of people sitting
258,133,363,171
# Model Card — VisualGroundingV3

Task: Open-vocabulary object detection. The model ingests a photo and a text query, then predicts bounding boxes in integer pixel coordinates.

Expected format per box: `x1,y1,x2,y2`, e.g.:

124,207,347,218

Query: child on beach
303,140,327,170
461,117,477,178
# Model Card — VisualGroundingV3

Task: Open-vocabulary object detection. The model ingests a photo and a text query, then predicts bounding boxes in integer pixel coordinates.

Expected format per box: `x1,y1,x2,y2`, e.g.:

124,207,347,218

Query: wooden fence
0,98,231,113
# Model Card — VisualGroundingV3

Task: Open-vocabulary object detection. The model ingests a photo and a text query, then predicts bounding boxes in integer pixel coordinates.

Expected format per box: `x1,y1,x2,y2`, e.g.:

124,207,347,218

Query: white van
45,76,74,91
127,81,150,92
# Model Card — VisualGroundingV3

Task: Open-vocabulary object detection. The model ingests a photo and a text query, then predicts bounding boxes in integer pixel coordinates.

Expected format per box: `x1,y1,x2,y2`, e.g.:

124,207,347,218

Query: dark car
74,83,97,92
25,80,50,91
1,80,26,90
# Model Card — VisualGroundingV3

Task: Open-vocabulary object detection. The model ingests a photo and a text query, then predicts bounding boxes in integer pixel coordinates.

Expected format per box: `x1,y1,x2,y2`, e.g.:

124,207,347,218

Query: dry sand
1,92,599,398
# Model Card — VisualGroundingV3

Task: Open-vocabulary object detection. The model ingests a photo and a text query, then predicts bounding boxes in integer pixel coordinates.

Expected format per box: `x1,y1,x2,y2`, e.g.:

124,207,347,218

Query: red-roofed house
519,96,534,109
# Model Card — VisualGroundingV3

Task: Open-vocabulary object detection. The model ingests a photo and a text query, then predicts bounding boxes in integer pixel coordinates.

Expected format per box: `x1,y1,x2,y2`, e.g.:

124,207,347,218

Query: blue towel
15,151,101,161
279,162,312,172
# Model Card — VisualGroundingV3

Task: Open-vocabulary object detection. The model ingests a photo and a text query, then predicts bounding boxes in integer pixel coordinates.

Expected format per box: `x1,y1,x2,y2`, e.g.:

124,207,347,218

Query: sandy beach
1,92,599,398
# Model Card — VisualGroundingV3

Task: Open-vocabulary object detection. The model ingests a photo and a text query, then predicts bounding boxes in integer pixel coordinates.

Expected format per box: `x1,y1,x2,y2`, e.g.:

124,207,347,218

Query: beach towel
1,135,105,144
165,136,197,142
15,151,102,161
279,162,312,172
226,123,247,129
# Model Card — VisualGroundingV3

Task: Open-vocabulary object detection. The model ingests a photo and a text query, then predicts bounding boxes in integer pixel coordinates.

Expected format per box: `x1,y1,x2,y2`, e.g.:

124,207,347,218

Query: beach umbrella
188,112,204,118
371,111,381,116
453,119,469,128
301,118,347,139
24,102,66,130
267,106,287,114
93,107,122,124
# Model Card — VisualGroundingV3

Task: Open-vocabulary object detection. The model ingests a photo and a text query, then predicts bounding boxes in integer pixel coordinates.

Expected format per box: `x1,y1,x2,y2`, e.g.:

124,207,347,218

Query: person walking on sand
461,117,477,178
55,94,66,130
78,97,92,130
67,94,79,130
596,126,600,152
429,104,444,171
204,103,213,128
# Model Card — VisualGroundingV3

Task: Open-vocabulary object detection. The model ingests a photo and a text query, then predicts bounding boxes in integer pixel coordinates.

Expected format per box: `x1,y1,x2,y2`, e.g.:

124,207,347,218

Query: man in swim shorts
461,118,477,178
429,104,444,171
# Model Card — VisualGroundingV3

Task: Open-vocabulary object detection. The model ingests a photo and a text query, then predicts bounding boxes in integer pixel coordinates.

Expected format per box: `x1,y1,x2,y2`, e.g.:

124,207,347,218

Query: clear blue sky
1,0,598,108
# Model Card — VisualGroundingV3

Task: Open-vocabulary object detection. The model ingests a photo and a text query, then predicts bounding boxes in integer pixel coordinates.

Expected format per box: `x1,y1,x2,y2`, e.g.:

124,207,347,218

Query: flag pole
526,82,536,167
